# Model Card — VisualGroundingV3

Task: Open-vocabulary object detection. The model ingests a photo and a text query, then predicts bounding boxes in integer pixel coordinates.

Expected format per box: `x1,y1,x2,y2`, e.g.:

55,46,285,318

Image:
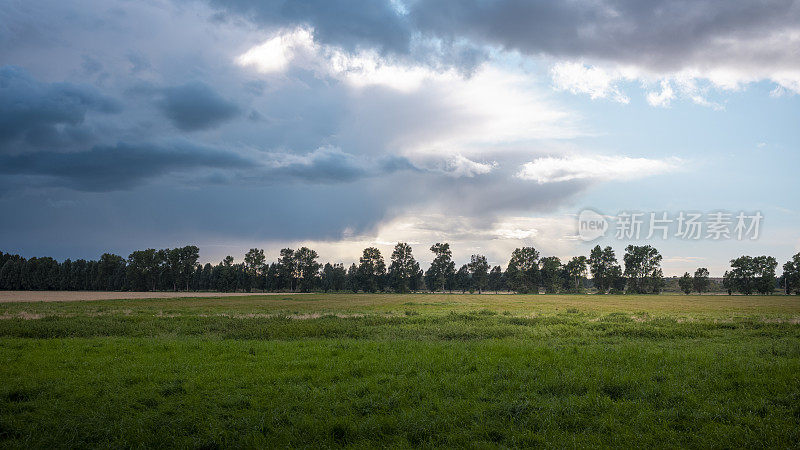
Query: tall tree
179,246,200,291
588,245,620,294
59,259,73,290
678,272,693,294
753,255,778,295
216,256,237,292
388,243,418,293
127,249,164,291
467,254,489,294
244,248,266,275
722,270,733,295
321,263,346,292
564,256,588,293
539,256,563,294
345,263,359,292
455,264,471,293
358,247,386,293
277,248,296,291
295,247,321,292
724,256,758,295
0,258,23,290
426,243,455,292
71,259,88,290
244,248,266,291
692,267,710,294
623,245,664,294
723,255,776,295
265,263,279,291
163,248,181,291
782,253,800,295
488,265,504,293
410,264,425,292
609,265,626,293
506,247,540,294
97,253,126,291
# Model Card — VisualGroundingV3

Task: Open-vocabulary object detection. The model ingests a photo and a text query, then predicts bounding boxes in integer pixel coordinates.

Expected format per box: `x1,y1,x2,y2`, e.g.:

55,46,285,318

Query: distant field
0,290,290,303
3,291,799,312
1,293,799,447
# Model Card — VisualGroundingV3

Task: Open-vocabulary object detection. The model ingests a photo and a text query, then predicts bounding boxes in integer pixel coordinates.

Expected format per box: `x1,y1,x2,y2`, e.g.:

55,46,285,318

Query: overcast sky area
1,0,798,276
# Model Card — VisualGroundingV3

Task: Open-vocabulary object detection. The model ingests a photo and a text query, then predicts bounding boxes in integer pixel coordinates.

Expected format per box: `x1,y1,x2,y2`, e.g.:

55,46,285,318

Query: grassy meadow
1,293,799,447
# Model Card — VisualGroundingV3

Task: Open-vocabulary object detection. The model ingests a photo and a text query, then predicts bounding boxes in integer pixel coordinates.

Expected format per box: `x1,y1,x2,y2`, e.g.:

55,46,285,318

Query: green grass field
2,294,799,448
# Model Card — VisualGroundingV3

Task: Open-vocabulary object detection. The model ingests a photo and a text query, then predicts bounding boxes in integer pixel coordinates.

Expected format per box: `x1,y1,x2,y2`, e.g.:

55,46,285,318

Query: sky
1,0,798,276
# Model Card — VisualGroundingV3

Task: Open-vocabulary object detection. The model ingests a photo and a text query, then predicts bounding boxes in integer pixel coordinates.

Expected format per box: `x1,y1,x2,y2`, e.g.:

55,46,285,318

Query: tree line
1,244,798,295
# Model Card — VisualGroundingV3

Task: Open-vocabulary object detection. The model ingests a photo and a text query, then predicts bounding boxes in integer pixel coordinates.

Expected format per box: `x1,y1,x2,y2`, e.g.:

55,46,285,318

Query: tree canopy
1,245,792,296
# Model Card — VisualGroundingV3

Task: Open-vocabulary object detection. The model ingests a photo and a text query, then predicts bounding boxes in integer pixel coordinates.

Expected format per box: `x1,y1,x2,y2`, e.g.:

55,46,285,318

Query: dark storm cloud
0,181,392,260
208,0,799,72
408,0,800,70
231,71,349,151
207,0,412,54
157,82,240,131
0,66,120,150
273,147,369,183
380,159,592,218
379,155,419,173
6,0,790,260
261,147,419,183
0,142,418,192
0,141,251,191
205,0,487,72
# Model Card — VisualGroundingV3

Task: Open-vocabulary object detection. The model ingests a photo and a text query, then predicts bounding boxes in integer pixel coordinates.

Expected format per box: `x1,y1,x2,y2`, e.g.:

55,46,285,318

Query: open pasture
1,293,799,447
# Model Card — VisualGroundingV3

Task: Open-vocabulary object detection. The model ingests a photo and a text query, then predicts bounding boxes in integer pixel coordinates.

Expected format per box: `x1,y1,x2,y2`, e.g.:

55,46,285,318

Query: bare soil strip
0,291,297,303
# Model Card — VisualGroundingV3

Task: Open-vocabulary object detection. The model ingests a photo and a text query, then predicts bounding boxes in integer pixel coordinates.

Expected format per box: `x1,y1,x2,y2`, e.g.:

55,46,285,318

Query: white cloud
550,62,633,103
771,73,800,95
516,155,681,184
646,80,675,107
236,28,316,74
551,57,800,108
237,26,456,92
326,49,449,92
491,217,540,240
671,76,723,110
550,62,698,108
236,28,587,177
445,67,580,145
390,66,582,162
441,155,496,178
